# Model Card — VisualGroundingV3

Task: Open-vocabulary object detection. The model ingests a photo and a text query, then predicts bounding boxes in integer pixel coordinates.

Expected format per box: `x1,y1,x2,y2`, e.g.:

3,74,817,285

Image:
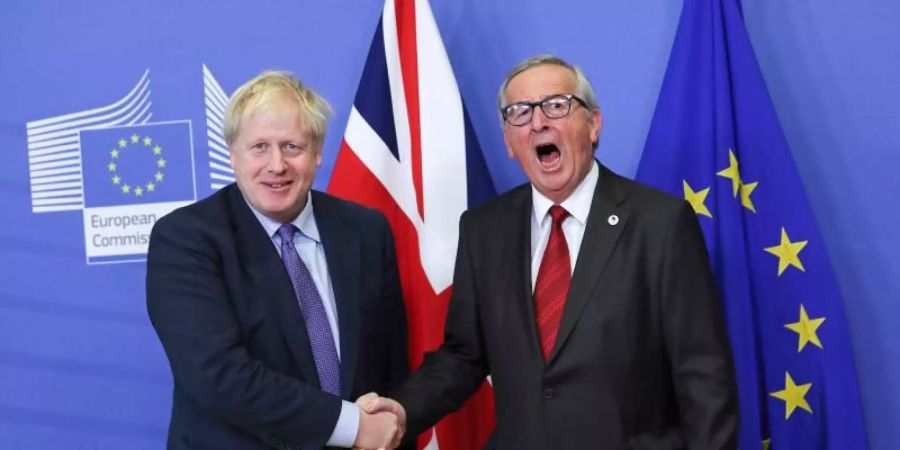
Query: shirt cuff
326,400,360,448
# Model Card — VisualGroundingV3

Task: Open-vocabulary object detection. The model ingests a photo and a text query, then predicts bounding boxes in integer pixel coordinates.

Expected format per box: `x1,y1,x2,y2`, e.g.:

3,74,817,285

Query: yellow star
155,172,164,182
785,304,826,352
153,145,162,155
683,180,712,218
717,148,741,197
143,136,152,146
740,181,758,213
122,184,131,194
111,175,121,185
762,438,771,450
110,148,119,158
146,182,156,192
131,134,140,143
764,227,808,276
107,162,117,172
770,371,813,419
134,186,144,197
157,158,167,168
118,138,127,148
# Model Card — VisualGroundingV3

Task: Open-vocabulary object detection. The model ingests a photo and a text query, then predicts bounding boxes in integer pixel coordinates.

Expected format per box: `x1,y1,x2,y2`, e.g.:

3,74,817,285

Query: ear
590,109,603,145
502,127,515,159
228,145,237,169
315,143,323,167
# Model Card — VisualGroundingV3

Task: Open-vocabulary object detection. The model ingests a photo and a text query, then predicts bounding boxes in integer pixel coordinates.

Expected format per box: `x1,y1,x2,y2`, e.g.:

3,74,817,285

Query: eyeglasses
501,93,589,126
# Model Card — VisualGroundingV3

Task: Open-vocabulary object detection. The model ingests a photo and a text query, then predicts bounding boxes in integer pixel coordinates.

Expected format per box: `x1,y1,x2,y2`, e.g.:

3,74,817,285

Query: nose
530,105,550,131
266,148,286,173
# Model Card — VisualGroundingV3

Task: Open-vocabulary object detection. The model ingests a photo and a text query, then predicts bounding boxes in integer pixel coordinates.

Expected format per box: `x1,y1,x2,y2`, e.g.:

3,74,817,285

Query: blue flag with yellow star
81,122,195,208
636,0,868,448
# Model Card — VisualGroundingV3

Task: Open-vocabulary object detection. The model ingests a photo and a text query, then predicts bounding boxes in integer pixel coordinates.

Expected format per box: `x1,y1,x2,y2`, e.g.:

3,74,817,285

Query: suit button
543,388,555,399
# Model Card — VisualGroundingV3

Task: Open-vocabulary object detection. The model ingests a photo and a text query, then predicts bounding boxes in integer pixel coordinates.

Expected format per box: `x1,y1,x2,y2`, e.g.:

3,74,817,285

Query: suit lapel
313,191,360,399
228,186,321,386
548,164,630,363
508,188,544,362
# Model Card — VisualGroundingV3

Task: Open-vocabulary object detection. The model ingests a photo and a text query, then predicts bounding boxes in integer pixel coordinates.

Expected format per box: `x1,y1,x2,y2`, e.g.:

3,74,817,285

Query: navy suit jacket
394,164,738,449
147,184,408,449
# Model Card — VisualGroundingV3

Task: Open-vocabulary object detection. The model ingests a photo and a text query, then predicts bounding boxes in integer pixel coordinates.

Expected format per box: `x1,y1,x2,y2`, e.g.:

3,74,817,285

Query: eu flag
81,121,196,208
636,0,868,448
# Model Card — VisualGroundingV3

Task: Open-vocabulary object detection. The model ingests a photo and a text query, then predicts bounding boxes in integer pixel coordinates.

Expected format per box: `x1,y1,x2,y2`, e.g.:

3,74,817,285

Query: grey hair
496,54,599,124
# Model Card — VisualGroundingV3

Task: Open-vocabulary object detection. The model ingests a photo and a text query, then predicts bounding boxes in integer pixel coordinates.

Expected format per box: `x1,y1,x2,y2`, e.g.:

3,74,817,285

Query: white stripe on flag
415,0,467,291
344,106,421,229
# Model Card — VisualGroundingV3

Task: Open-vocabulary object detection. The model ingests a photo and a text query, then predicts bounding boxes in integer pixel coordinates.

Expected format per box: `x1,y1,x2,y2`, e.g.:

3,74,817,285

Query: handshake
352,393,407,450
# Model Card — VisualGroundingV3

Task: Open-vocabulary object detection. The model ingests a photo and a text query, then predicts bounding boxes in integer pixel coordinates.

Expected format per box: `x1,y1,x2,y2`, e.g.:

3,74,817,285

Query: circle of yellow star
785,304,826,352
683,180,712,218
109,133,164,197
770,371,813,419
764,227,808,276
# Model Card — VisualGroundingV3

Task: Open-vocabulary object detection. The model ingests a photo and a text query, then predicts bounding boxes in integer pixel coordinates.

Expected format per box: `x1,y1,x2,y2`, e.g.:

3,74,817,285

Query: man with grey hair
147,71,409,450
363,55,738,448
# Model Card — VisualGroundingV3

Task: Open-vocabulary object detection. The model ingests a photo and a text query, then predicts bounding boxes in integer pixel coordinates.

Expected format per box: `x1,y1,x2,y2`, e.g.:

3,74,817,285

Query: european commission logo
25,66,236,264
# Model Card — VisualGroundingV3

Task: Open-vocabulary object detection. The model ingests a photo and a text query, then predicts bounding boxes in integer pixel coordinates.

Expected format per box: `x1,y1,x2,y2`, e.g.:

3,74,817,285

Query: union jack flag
327,0,496,448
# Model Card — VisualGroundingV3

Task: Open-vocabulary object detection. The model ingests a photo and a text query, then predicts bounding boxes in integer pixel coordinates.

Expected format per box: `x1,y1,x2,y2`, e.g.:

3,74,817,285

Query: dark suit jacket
393,164,738,449
147,185,409,449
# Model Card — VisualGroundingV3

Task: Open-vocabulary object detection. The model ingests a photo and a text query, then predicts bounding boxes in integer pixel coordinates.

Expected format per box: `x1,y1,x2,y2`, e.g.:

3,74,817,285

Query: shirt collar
246,191,321,243
531,160,599,226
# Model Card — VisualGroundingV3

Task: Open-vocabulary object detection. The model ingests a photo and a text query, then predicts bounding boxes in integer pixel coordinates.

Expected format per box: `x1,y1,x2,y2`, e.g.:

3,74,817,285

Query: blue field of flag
80,121,196,208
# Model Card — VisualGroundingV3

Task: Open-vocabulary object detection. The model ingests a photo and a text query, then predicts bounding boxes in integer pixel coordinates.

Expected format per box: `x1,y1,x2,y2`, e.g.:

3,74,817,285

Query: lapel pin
608,214,619,226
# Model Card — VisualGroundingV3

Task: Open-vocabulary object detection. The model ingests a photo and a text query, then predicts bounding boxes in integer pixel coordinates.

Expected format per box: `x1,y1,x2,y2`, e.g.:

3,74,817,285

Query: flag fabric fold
637,0,868,448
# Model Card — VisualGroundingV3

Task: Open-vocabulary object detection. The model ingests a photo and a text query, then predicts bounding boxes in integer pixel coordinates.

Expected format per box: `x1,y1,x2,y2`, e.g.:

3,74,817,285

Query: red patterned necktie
534,205,571,361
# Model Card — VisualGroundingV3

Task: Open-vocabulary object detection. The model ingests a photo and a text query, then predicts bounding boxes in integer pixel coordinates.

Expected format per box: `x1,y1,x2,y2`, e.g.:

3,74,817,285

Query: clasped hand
352,392,407,450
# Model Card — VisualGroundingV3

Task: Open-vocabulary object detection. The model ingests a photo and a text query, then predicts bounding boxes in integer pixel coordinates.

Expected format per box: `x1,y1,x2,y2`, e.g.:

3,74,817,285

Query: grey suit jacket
394,164,738,449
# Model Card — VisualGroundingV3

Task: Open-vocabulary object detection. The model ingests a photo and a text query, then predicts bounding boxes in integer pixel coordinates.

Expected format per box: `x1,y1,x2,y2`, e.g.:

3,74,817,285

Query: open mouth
536,143,562,169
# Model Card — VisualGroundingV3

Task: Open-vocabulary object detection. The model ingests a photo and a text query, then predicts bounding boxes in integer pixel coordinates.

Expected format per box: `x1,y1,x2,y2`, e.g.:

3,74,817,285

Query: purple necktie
277,224,341,396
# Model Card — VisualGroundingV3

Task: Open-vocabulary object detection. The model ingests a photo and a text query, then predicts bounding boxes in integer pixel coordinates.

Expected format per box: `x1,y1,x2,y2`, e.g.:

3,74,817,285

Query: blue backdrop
1,1,897,448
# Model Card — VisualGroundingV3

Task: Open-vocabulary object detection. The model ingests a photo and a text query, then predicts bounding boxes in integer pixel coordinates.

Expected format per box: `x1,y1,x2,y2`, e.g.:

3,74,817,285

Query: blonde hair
224,70,333,146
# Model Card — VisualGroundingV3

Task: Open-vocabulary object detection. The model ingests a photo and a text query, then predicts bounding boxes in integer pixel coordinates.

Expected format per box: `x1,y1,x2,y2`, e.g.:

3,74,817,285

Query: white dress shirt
530,161,600,291
247,192,359,448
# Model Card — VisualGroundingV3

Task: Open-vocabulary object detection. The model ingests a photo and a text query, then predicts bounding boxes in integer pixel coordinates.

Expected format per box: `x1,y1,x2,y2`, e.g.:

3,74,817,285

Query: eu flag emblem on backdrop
636,0,868,448
81,122,195,208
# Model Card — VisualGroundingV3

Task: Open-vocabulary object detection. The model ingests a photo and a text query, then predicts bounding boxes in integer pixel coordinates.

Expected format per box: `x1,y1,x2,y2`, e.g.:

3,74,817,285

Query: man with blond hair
147,71,408,450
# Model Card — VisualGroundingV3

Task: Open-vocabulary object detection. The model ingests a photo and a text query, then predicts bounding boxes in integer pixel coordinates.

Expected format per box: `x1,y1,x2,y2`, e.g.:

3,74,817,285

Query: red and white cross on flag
327,0,497,448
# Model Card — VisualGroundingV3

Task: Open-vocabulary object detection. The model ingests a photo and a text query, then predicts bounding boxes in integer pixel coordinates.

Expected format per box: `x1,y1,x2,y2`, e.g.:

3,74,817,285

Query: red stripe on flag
394,0,424,220
329,141,495,450
329,141,445,362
